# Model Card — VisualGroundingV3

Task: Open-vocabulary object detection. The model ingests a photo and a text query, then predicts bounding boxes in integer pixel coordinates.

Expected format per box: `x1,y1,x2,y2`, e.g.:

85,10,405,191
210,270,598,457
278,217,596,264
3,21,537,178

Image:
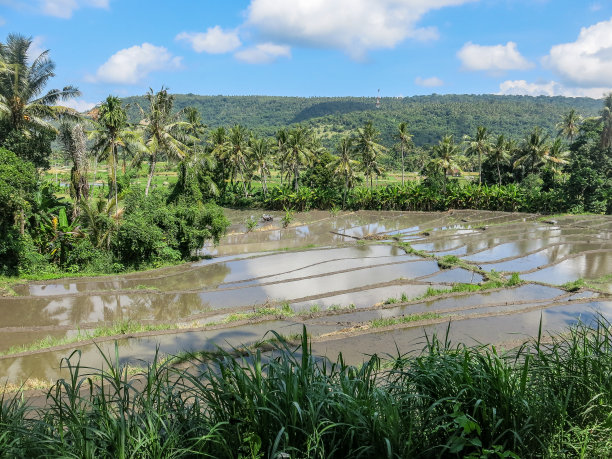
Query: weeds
1,319,611,457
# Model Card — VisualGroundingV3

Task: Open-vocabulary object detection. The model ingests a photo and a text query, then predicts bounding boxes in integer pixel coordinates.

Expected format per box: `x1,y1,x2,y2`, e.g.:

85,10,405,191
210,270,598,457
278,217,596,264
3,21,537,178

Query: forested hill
121,94,602,148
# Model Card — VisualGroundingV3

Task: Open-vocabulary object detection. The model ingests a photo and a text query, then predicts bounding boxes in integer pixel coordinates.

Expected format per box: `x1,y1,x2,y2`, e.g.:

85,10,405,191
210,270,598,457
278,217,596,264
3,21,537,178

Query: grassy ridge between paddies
1,320,611,457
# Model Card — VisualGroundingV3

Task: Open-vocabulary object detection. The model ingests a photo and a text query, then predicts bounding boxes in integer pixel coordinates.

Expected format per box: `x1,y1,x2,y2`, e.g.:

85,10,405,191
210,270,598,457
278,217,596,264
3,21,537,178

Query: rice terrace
2,0,612,457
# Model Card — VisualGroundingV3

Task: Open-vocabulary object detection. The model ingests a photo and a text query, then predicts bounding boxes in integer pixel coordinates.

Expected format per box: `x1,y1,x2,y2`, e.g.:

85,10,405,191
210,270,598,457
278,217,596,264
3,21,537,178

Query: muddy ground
1,209,611,386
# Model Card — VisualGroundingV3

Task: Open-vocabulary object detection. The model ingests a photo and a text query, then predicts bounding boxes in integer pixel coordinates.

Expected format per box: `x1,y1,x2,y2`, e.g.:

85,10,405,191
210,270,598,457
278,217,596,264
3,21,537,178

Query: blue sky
2,0,612,111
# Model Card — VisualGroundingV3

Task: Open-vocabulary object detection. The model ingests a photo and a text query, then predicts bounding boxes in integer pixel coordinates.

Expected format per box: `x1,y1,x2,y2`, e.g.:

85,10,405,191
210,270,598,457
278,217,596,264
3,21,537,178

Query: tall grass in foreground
1,320,611,457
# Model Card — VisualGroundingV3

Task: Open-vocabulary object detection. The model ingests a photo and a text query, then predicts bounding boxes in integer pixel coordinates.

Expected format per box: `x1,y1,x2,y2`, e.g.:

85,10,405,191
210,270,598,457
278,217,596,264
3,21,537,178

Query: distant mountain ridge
121,94,603,148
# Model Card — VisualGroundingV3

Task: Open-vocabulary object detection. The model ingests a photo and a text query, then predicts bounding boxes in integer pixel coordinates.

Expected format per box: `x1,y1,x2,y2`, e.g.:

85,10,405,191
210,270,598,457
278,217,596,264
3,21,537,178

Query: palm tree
432,135,461,191
58,120,89,217
331,136,359,207
463,126,490,185
488,134,512,186
601,93,612,150
284,126,315,191
213,124,251,197
275,128,289,186
356,121,386,188
138,87,191,196
547,138,570,174
557,109,581,142
249,136,273,197
513,127,550,175
0,33,80,133
90,96,140,215
395,122,413,185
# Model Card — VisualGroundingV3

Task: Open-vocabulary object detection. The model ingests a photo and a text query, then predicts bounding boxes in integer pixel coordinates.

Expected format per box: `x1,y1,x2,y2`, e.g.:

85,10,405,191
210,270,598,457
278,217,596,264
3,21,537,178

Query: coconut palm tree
432,135,461,191
395,122,413,185
463,126,490,185
557,109,581,142
513,127,551,175
213,124,251,196
0,33,80,133
90,96,142,215
58,120,89,217
488,134,512,186
249,136,273,197
547,138,570,174
331,136,359,207
356,121,386,188
275,128,289,186
138,87,191,196
601,93,612,150
284,126,315,191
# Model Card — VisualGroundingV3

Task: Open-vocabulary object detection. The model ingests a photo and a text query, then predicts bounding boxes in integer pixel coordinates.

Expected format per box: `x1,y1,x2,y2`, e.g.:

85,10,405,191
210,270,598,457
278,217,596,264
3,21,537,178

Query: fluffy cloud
457,41,533,72
415,76,444,87
544,17,612,88
37,0,109,19
62,99,97,112
89,43,182,84
498,80,611,98
234,43,291,64
176,26,241,54
246,0,476,59
29,36,46,60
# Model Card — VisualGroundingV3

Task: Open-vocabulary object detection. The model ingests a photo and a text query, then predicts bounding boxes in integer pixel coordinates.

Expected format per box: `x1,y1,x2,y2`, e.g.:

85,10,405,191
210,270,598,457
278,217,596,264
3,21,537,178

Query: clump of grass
562,278,587,292
396,242,431,258
2,320,611,456
281,207,294,228
309,304,321,313
0,320,177,357
400,292,409,302
384,297,399,304
507,272,522,286
245,215,258,232
370,312,441,328
437,255,461,269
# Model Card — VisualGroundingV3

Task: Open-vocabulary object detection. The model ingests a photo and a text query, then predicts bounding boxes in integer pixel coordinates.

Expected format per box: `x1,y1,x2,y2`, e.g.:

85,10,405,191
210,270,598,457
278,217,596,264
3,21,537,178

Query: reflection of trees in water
155,262,232,292
585,253,612,279
111,292,213,322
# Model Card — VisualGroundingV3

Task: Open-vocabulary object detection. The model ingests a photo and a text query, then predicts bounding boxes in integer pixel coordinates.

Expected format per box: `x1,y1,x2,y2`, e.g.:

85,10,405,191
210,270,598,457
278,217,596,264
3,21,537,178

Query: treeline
1,32,611,277
122,93,602,150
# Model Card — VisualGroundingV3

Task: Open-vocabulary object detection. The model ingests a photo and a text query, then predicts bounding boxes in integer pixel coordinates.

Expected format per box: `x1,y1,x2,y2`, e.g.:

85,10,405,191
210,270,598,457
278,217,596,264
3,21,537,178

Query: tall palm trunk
478,150,482,185
497,161,502,186
401,144,405,186
145,152,157,196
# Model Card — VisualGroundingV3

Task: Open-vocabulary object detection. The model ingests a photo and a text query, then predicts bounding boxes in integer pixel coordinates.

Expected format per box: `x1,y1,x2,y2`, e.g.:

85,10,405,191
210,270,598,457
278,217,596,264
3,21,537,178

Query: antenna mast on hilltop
376,89,381,109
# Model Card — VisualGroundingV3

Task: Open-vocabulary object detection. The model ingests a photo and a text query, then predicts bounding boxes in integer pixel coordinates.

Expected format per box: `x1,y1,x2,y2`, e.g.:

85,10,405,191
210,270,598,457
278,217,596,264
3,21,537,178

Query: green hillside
121,94,602,148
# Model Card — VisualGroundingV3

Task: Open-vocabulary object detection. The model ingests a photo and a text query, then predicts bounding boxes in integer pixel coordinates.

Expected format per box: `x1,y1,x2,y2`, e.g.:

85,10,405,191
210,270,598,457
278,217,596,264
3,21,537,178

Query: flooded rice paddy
1,209,611,384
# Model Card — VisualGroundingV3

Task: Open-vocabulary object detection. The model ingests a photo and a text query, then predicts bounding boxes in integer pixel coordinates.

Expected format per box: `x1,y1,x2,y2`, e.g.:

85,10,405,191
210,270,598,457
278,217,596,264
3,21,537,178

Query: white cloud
498,79,611,98
246,0,476,59
37,0,109,19
234,42,291,64
544,17,612,88
176,26,241,54
457,41,533,72
415,76,444,87
89,43,182,84
61,98,97,112
29,36,46,61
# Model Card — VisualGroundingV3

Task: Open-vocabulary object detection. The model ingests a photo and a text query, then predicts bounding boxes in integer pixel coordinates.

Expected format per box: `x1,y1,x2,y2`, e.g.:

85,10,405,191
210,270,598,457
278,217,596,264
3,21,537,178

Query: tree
601,93,612,150
431,135,461,191
557,109,581,142
90,96,139,215
331,136,359,207
395,122,413,185
284,126,315,191
58,121,89,218
0,33,80,167
514,127,566,176
138,88,191,196
249,136,273,197
356,121,386,188
488,135,512,186
464,126,490,185
213,124,251,197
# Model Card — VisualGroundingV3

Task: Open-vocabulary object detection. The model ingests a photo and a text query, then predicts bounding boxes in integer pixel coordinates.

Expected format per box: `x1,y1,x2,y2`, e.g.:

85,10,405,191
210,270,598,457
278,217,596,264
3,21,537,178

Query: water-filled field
1,209,611,384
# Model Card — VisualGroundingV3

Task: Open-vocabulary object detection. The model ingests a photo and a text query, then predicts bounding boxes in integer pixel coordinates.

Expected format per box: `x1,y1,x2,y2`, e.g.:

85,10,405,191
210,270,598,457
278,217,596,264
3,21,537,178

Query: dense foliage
1,321,611,457
122,93,602,151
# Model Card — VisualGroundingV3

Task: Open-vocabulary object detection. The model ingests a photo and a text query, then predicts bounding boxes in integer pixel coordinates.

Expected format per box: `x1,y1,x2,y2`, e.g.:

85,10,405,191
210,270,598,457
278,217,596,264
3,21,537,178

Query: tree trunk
478,150,482,185
343,175,348,208
401,144,405,186
294,164,299,192
19,209,25,235
262,170,268,197
145,153,156,196
497,161,502,186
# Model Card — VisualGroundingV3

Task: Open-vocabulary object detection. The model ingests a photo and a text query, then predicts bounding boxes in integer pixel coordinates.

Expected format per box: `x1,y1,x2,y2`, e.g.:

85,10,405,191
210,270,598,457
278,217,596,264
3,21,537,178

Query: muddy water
310,300,612,365
1,210,611,384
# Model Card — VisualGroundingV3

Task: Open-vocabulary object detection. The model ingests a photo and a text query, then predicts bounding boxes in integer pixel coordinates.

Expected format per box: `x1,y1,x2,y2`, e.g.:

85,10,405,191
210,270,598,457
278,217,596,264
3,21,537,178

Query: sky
2,0,612,111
